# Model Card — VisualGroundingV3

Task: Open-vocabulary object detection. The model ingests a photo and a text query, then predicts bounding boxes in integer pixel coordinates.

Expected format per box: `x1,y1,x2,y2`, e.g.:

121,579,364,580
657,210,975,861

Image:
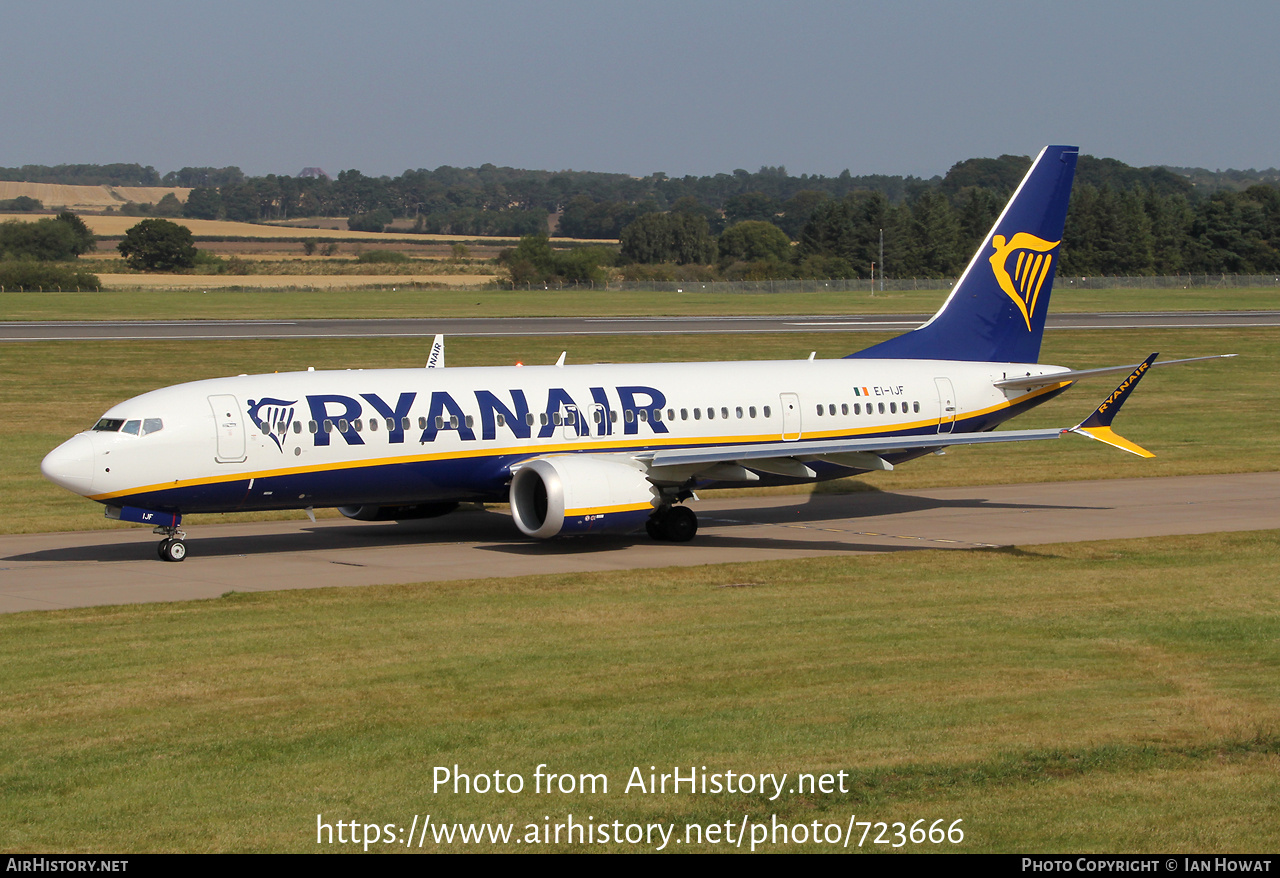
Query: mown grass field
2,531,1277,852
3,314,1277,852
2,285,1278,321
4,327,1274,535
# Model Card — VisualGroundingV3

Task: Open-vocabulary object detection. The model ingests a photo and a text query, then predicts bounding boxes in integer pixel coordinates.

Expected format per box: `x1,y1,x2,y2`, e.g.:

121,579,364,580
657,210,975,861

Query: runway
3,311,1279,341
3,472,1276,614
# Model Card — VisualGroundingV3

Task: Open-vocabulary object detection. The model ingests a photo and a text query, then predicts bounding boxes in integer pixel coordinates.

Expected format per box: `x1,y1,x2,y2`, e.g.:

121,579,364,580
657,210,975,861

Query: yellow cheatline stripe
1075,426,1155,458
91,382,1072,502
565,502,655,516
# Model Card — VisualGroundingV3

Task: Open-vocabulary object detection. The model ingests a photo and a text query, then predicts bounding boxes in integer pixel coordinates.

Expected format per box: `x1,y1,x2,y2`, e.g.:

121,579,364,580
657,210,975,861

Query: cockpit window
142,418,163,436
122,420,141,435
93,418,124,432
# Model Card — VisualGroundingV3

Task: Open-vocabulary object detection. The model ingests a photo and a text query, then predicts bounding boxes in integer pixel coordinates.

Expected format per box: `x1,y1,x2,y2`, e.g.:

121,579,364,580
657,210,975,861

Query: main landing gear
646,505,698,542
154,525,188,562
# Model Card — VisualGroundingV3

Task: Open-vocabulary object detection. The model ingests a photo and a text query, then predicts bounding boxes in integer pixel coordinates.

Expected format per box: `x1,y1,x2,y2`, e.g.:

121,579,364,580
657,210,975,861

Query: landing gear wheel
659,506,698,542
645,517,666,541
160,538,187,562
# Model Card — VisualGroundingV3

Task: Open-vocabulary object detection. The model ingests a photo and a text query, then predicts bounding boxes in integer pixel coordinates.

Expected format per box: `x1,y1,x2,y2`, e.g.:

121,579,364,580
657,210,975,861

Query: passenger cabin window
763,406,772,418
749,406,757,418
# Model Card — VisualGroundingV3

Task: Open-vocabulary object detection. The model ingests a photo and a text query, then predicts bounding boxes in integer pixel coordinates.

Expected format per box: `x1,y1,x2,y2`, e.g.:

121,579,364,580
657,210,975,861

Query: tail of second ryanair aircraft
848,144,1079,364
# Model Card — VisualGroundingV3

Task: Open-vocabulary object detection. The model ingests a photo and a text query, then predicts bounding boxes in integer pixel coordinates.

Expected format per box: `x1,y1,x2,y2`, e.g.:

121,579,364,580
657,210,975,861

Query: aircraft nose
41,434,96,495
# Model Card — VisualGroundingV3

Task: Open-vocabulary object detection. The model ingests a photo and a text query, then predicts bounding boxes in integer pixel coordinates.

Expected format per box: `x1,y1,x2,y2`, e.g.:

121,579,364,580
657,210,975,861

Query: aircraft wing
641,427,1063,470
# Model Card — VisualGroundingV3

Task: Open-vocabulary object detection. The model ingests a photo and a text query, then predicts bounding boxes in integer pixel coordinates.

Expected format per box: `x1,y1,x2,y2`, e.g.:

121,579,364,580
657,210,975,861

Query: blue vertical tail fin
848,144,1078,364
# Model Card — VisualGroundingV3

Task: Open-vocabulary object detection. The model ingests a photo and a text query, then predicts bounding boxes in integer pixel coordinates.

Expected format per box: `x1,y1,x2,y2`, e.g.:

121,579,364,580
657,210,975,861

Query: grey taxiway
3,473,1277,614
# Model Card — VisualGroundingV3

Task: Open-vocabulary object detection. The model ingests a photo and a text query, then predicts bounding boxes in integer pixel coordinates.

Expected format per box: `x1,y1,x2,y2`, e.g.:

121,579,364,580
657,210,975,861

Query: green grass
2,530,1278,851
1,285,1277,321
6,327,1275,535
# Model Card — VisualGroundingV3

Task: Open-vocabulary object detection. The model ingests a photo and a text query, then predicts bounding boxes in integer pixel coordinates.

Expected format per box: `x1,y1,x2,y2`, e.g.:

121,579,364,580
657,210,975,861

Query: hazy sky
4,0,1276,179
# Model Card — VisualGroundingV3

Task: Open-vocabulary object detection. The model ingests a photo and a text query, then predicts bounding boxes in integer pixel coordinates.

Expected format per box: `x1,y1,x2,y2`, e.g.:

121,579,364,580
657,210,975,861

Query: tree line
5,156,1280,278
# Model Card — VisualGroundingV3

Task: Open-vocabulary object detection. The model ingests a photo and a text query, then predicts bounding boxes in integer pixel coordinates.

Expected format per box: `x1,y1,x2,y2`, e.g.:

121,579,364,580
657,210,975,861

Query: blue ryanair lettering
420,391,476,443
617,386,669,435
539,387,585,438
476,389,531,440
361,392,416,444
307,394,365,446
589,387,613,436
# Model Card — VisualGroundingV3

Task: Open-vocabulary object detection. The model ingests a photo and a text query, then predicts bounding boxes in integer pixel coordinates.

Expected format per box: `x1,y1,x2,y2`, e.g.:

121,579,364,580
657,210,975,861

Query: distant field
89,273,500,289
0,182,190,211
0,212,513,242
0,212,617,245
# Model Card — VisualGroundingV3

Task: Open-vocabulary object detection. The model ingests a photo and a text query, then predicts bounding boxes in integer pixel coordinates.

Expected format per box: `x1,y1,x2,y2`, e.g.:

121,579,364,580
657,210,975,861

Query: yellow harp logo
988,232,1060,331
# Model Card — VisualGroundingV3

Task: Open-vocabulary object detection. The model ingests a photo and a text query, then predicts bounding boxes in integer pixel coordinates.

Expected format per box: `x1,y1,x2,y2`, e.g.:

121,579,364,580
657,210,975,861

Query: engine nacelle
509,455,659,538
338,501,459,521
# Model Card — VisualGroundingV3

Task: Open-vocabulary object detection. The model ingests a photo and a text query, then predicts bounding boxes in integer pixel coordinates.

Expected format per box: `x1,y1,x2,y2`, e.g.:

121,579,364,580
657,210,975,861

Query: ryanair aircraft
41,146,1223,562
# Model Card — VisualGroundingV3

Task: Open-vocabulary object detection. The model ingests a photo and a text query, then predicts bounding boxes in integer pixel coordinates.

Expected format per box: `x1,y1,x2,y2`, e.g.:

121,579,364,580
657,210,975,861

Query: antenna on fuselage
555,351,567,367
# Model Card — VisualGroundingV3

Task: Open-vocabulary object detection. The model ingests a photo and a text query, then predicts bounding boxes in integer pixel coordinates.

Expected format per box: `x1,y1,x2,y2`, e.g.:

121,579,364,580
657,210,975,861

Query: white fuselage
43,356,1070,516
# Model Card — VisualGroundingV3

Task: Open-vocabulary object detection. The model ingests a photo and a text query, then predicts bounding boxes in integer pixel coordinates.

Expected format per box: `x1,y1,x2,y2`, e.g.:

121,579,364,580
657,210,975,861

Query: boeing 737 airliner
41,146,1226,561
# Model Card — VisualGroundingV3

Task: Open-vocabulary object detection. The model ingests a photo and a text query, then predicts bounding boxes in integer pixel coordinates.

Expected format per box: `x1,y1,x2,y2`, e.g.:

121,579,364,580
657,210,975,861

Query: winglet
426,334,445,368
1068,352,1158,457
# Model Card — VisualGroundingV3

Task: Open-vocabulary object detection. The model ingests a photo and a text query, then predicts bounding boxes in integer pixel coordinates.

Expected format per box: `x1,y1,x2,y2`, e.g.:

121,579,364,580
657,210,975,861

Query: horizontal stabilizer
995,354,1236,389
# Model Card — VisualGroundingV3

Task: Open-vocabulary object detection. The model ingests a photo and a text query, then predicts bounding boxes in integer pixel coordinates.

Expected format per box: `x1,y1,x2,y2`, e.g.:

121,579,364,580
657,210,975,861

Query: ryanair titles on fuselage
250,384,672,450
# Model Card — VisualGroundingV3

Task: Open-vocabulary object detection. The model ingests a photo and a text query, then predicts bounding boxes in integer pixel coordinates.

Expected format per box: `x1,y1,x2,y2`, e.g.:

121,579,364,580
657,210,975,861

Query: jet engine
338,502,459,521
509,455,659,538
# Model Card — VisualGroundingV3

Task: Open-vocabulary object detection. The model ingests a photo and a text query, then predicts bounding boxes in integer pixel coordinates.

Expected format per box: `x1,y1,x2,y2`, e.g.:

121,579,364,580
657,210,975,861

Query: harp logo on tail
988,232,1060,331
